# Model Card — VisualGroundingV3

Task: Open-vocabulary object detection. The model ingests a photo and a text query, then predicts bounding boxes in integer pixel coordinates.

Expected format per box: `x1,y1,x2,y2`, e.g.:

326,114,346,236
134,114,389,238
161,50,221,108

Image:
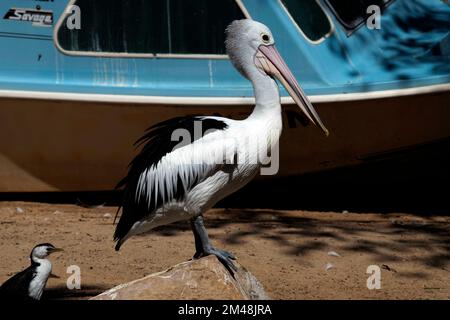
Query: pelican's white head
226,19,275,78
31,243,63,261
226,19,328,136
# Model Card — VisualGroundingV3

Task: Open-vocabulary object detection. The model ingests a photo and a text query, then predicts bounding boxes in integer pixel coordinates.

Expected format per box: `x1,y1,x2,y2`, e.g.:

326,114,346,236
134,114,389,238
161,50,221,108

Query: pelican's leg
190,215,237,274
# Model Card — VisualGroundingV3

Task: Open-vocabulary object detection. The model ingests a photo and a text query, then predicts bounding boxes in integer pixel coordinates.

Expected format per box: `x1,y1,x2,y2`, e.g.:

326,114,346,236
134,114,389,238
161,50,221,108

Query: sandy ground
0,201,449,300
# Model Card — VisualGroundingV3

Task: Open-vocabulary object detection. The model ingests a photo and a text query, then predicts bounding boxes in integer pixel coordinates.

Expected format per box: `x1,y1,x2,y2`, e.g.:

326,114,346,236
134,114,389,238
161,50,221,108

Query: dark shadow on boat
1,137,449,215
219,137,450,215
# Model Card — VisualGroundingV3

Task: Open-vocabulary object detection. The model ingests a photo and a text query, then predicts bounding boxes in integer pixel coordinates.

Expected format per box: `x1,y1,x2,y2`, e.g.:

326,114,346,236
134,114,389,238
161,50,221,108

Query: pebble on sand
15,207,24,214
328,251,341,257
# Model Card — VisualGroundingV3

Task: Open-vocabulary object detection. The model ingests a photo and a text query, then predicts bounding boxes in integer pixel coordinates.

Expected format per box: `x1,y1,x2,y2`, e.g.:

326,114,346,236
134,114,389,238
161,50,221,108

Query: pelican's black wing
114,115,229,250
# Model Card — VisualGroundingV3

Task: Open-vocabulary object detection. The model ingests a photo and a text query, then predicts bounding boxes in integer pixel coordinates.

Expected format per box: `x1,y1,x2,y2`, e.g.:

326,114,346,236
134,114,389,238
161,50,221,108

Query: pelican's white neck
248,68,281,119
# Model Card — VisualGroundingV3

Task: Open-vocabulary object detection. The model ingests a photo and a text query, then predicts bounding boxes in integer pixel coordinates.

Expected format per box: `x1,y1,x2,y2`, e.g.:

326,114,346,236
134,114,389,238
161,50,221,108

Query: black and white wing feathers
114,115,232,249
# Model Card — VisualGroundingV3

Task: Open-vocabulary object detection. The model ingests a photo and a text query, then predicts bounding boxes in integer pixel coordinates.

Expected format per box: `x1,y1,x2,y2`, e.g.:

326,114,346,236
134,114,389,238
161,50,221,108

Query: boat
0,0,449,192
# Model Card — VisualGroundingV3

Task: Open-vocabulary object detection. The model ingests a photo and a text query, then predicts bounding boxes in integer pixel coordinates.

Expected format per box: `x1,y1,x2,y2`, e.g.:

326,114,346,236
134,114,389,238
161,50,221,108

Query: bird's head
226,19,328,136
31,243,63,260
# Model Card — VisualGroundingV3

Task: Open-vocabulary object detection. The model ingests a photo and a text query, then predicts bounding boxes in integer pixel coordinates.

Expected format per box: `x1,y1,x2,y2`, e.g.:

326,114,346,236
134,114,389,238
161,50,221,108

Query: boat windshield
280,0,332,43
56,0,245,56
325,0,395,34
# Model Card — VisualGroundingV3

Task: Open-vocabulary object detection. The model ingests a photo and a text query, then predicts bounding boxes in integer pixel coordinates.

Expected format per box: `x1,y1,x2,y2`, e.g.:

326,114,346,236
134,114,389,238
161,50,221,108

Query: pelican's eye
261,33,270,44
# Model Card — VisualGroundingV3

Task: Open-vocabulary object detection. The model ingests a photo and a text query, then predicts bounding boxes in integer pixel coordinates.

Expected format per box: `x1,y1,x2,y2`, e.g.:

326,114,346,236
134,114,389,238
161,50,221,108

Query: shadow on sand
149,208,450,278
42,284,106,300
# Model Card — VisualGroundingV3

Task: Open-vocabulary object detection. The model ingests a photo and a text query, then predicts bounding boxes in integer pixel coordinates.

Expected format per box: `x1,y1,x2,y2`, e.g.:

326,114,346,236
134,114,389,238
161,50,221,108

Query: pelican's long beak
255,44,329,136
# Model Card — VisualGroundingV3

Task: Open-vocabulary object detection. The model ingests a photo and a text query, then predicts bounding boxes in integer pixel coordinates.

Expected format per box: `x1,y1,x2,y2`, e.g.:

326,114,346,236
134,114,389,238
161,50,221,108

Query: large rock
91,256,269,300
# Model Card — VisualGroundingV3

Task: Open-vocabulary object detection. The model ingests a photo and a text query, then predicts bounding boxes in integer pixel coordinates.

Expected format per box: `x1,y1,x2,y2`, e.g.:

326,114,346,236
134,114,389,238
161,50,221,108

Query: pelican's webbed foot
190,215,237,276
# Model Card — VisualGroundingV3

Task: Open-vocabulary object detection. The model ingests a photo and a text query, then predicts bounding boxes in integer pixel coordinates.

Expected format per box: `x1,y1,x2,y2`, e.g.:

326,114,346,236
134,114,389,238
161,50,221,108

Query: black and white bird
0,243,63,300
114,19,328,273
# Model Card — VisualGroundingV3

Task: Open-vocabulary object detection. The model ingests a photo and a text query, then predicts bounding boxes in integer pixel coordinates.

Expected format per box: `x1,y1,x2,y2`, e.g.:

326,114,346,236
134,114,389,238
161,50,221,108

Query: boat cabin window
324,0,395,34
55,0,246,57
279,0,333,43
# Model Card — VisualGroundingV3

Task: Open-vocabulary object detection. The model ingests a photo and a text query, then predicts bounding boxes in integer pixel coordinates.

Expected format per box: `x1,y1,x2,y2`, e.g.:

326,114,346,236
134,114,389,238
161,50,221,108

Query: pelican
113,19,328,273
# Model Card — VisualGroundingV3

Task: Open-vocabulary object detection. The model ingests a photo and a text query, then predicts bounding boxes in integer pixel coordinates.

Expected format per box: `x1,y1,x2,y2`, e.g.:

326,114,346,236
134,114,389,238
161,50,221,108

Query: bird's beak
49,247,64,254
49,273,61,279
255,44,329,136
